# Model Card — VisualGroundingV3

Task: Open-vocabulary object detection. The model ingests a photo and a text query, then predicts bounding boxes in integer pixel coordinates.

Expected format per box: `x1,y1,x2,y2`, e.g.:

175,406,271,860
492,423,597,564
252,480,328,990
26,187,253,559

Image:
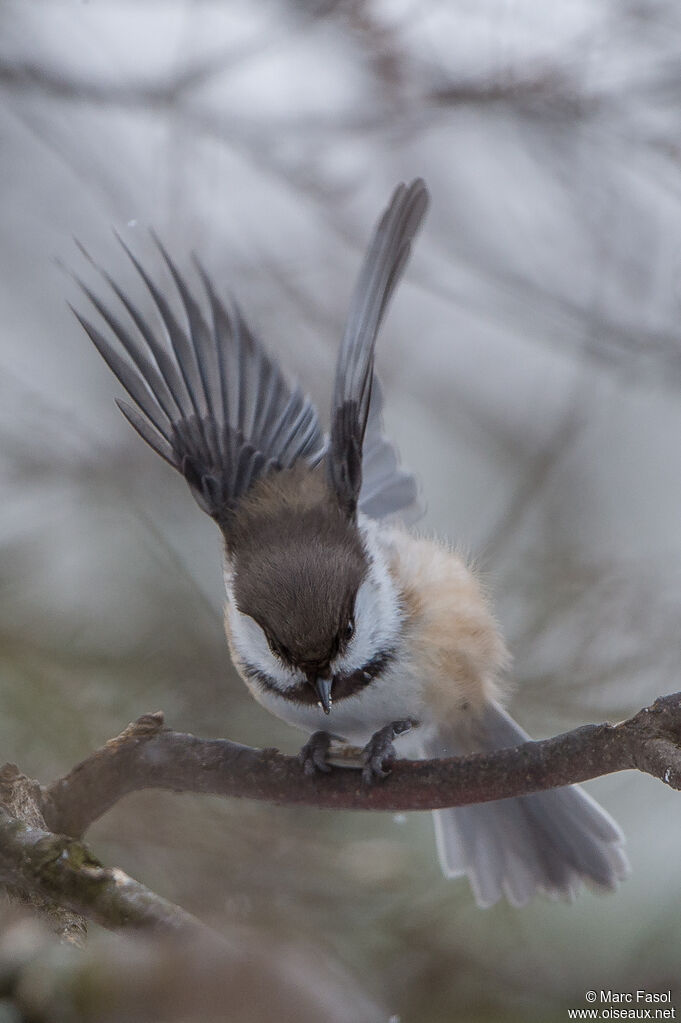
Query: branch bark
2,693,681,938
0,803,209,938
39,693,681,839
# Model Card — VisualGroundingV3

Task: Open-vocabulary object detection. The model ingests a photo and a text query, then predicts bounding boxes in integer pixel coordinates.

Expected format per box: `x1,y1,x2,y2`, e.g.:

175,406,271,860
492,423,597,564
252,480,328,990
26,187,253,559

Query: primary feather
328,178,429,517
72,238,326,526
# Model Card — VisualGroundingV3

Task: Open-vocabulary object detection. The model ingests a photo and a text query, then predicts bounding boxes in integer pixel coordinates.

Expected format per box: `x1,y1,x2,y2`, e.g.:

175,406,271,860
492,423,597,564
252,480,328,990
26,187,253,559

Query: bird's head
223,469,401,711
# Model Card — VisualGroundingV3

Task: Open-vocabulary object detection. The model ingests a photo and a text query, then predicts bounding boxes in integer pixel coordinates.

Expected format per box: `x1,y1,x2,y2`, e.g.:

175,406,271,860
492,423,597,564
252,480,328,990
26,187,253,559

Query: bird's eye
345,617,355,641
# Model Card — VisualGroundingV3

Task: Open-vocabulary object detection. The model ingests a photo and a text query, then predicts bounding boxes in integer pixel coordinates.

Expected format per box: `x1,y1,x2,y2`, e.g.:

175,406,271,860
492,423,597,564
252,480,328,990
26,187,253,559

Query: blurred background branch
0,906,384,1023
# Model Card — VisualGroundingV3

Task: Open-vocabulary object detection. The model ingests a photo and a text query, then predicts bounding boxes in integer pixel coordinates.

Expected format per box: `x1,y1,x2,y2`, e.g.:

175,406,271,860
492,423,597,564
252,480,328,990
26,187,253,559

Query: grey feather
72,308,174,443
424,702,629,907
116,399,175,466
358,378,423,523
328,179,429,517
73,240,195,422
73,238,325,524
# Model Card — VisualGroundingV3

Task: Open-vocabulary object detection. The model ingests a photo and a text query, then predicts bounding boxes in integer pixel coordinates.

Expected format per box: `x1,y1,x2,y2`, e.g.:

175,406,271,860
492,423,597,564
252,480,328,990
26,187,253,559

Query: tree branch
0,802,209,938
39,694,681,839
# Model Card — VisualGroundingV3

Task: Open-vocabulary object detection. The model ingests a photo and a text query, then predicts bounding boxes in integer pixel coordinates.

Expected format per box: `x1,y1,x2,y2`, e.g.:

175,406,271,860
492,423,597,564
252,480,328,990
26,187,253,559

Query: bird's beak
315,676,333,715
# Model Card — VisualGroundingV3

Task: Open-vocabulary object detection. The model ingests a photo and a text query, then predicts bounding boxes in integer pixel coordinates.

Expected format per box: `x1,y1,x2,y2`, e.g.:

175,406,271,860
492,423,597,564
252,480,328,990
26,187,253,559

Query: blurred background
1,0,681,1020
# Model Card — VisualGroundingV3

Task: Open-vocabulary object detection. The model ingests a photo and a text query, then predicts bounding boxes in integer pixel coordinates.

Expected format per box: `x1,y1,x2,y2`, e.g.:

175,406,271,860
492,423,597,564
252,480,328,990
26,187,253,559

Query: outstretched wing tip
73,238,324,521
328,178,430,516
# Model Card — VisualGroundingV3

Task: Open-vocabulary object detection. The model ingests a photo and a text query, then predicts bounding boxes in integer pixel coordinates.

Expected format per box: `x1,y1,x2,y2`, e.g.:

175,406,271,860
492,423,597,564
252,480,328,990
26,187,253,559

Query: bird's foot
298,730,342,776
361,719,415,785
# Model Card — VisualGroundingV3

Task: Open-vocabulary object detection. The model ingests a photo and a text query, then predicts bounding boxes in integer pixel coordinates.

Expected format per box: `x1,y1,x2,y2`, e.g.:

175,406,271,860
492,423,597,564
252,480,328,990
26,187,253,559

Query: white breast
245,654,430,750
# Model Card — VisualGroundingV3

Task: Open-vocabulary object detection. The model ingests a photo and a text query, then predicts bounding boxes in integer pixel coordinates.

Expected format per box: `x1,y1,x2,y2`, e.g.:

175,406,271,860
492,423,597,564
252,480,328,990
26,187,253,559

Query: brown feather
225,464,368,667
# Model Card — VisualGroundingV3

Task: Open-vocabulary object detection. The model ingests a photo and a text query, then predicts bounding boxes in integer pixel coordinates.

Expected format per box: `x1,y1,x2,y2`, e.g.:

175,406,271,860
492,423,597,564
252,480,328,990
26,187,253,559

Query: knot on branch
620,694,681,789
107,711,166,748
638,693,681,739
0,764,47,830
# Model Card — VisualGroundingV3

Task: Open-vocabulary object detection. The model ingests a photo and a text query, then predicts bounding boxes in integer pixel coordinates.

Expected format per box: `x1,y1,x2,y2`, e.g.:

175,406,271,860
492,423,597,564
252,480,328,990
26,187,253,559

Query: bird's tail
424,702,629,907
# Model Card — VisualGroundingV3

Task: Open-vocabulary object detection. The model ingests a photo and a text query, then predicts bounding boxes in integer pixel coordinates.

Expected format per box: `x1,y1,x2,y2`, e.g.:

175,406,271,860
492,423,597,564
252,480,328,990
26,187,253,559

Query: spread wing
72,237,325,524
327,178,429,518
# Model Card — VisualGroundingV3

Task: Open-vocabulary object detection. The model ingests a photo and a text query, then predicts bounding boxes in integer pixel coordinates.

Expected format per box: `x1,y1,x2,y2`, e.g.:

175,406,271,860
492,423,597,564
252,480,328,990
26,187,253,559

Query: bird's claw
298,730,336,776
361,719,415,785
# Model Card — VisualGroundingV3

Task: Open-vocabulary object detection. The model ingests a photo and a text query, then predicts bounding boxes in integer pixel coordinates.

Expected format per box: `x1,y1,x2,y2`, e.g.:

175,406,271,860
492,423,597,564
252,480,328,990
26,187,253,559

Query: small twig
38,694,681,839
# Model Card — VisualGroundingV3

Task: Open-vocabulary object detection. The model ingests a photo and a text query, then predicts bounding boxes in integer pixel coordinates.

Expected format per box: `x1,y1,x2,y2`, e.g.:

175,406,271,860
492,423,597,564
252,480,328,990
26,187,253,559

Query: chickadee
72,179,628,907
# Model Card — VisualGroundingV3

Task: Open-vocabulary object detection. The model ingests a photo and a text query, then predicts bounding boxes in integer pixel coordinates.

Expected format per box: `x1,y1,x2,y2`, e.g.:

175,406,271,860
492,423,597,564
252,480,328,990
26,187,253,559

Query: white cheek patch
333,577,375,672
225,587,302,692
332,518,402,675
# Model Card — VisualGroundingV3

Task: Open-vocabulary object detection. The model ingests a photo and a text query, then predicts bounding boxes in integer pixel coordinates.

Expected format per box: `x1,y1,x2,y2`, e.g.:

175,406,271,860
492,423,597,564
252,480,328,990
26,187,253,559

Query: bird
71,178,629,907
